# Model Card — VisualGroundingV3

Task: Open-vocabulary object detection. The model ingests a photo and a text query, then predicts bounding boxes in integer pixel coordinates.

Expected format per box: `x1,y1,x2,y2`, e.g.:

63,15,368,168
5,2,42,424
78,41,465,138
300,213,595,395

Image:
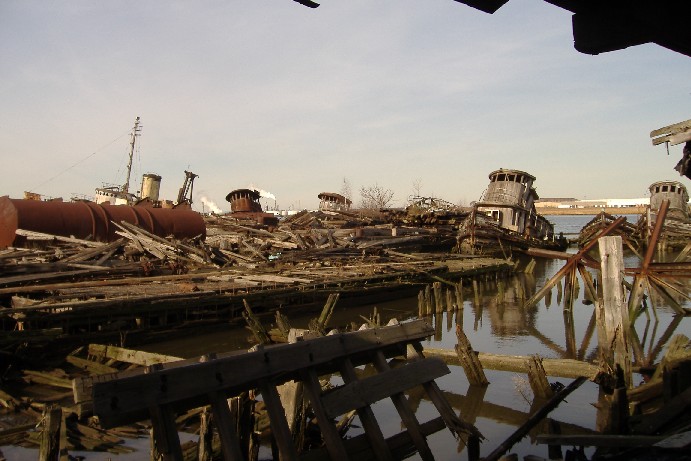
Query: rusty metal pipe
0,196,206,248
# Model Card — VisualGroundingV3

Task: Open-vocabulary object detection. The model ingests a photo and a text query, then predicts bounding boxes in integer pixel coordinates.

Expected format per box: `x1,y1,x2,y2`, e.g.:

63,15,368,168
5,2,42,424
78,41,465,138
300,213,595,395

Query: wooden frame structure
91,320,481,460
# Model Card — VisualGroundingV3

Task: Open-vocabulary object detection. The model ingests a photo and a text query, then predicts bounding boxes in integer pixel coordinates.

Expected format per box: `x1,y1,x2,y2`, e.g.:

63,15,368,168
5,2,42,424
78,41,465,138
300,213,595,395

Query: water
4,214,689,460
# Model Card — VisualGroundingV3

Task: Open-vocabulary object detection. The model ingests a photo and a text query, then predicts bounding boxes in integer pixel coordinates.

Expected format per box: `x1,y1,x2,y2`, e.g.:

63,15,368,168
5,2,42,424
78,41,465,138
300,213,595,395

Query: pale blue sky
2,0,690,212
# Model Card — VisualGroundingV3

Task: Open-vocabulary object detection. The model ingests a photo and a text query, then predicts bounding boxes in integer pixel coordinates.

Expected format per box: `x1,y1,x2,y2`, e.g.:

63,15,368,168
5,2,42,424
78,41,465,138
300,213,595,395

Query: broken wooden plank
424,347,599,379
92,320,435,428
651,118,691,145
87,344,182,366
321,358,449,419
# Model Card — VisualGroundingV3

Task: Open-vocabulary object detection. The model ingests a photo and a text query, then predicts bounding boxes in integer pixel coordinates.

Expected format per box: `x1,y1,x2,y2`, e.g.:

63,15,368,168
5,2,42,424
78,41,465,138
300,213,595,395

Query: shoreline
537,206,646,216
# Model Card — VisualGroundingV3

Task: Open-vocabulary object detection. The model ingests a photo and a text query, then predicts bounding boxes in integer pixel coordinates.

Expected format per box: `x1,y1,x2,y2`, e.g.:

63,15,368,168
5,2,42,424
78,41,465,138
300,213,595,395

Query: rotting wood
38,405,61,461
598,236,632,388
87,344,183,366
523,216,627,309
424,347,599,379
87,320,469,460
454,325,489,386
526,355,554,400
338,356,394,461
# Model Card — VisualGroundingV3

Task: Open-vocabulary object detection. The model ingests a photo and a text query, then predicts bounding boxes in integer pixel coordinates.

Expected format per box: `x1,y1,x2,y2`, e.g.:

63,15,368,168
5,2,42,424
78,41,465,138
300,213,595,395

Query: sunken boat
456,168,567,256
634,180,691,252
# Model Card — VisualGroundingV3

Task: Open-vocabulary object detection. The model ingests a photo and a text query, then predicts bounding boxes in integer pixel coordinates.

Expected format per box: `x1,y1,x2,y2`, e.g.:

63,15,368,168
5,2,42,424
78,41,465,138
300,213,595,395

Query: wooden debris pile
577,211,643,252
0,345,152,457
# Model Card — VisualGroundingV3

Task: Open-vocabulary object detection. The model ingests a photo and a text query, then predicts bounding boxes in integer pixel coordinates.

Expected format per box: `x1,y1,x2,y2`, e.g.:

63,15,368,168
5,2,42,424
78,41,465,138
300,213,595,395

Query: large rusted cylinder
0,196,206,248
225,189,263,212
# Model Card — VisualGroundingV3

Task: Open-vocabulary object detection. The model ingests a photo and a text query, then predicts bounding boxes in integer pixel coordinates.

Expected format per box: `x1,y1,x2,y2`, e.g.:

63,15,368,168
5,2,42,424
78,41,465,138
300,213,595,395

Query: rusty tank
0,196,206,248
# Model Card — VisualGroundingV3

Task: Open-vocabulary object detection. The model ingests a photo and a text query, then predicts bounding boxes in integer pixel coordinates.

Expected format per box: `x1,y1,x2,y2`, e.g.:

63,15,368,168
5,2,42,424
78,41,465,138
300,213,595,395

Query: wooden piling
526,356,554,400
418,290,425,317
598,236,632,388
424,285,433,316
198,407,213,461
433,282,444,313
454,325,489,386
39,405,62,461
455,281,464,311
445,288,454,312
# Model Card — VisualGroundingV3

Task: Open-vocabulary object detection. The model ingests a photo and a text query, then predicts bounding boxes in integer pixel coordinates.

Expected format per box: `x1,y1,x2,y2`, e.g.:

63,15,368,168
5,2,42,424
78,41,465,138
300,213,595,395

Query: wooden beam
92,320,434,428
424,347,598,379
651,118,691,137
321,358,449,419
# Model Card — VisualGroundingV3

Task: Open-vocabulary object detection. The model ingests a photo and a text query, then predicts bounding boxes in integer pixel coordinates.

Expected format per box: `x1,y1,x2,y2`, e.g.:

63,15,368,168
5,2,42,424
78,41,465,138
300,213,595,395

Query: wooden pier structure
88,319,482,460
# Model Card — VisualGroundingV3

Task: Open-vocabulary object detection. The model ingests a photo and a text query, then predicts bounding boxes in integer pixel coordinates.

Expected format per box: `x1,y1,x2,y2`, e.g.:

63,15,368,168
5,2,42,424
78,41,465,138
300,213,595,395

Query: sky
1,0,690,213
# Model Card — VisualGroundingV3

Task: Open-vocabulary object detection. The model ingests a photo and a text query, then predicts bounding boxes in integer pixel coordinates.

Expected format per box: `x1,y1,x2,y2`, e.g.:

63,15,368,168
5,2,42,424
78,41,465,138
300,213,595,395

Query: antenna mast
122,116,142,193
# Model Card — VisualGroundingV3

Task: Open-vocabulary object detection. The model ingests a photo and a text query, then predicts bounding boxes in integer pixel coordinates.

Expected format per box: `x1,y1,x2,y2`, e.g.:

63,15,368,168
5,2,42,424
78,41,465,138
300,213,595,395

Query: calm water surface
143,214,691,460
5,214,689,460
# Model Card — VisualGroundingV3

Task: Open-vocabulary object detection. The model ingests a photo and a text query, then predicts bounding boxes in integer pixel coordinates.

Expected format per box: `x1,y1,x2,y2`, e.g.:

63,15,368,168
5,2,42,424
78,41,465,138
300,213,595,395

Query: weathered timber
424,347,598,379
87,344,183,366
338,356,394,461
88,320,473,460
65,355,119,375
370,349,435,461
91,320,434,427
527,356,554,399
482,376,587,461
454,325,488,386
598,236,632,388
408,340,485,440
523,216,627,309
38,405,62,461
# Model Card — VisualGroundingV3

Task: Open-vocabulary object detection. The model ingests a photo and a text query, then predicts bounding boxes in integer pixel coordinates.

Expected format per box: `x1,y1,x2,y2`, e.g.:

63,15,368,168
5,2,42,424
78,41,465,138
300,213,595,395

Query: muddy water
5,215,690,460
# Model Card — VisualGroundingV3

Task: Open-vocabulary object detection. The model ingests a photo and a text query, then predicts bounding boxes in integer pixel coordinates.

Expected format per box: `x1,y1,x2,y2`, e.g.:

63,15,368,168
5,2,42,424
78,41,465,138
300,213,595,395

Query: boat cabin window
485,210,502,222
671,186,676,192
662,185,668,192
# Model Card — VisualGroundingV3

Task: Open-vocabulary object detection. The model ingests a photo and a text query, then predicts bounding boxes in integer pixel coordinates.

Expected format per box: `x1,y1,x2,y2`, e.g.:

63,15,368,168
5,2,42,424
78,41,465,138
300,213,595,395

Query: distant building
318,192,352,212
535,197,649,209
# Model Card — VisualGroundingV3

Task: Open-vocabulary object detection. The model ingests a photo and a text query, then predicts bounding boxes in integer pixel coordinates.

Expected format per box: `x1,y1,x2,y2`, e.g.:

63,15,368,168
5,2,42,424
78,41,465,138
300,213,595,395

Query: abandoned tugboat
456,168,567,256
225,188,280,227
634,179,691,252
317,192,352,212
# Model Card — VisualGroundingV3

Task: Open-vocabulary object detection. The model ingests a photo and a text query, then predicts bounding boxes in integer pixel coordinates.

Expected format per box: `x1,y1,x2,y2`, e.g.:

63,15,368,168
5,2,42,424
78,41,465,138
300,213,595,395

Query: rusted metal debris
0,195,206,248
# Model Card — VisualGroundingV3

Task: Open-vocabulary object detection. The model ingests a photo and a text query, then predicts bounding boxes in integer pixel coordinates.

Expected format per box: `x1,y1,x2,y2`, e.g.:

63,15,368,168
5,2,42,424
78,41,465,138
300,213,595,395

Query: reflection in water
139,224,688,459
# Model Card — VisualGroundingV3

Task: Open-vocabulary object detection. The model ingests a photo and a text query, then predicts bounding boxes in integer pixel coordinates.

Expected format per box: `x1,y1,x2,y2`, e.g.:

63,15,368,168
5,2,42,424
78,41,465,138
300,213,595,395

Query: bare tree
359,184,394,209
340,177,352,202
411,178,422,198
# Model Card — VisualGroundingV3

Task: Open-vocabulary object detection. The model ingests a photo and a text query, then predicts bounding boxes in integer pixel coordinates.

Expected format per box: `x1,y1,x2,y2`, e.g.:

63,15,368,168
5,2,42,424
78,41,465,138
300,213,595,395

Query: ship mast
122,116,142,194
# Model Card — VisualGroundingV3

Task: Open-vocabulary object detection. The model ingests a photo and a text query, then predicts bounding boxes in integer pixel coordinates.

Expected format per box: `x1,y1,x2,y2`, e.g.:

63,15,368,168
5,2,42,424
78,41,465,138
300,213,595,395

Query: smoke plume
200,196,222,214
